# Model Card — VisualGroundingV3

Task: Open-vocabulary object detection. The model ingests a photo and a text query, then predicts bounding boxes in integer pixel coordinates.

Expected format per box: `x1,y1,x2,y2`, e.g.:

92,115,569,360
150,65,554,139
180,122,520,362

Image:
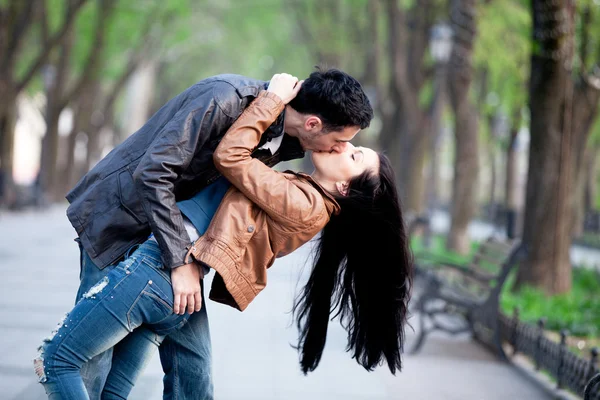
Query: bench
410,235,526,359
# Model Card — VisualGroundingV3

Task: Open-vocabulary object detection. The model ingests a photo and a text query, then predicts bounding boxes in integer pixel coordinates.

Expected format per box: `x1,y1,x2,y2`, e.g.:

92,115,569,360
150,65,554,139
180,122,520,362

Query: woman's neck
309,171,336,194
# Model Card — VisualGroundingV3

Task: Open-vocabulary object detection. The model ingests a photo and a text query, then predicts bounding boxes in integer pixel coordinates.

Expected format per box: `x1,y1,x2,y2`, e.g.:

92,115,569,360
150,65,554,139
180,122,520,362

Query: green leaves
474,0,531,118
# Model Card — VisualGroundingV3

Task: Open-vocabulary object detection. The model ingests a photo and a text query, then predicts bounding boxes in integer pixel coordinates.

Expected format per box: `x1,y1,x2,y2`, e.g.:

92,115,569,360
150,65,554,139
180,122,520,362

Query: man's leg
75,240,117,398
159,281,213,400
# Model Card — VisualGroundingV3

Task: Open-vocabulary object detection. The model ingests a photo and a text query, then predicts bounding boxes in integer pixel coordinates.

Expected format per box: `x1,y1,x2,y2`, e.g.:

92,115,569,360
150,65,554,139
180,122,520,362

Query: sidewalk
0,205,551,399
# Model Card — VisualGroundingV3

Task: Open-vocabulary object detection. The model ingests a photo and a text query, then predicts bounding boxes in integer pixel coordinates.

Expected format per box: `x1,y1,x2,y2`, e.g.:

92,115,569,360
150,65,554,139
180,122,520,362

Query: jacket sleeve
132,82,243,269
213,91,327,229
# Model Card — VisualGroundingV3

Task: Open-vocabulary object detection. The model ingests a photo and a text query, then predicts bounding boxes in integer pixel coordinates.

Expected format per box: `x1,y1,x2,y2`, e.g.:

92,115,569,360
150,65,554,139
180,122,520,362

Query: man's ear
305,116,322,131
335,181,349,196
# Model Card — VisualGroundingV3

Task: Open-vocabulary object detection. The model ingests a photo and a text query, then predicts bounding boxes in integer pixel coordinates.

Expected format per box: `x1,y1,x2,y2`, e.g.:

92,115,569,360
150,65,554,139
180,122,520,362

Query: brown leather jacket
185,91,340,311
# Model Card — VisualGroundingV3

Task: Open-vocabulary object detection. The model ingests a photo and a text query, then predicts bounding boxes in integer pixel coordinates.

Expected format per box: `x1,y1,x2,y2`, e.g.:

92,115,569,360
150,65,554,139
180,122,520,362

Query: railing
586,375,600,400
494,308,600,399
408,216,599,398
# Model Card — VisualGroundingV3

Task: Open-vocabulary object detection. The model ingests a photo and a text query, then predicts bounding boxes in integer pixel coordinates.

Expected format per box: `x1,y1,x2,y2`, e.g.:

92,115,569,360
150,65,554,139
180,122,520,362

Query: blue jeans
37,241,213,399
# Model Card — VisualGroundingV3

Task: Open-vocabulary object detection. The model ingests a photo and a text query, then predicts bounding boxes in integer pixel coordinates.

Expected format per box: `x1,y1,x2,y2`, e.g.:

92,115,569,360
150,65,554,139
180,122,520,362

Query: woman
35,74,413,398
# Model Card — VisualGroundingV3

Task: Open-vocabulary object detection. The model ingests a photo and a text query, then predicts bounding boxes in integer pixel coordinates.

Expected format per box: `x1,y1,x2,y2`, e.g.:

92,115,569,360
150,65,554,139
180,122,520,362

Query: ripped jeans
35,240,194,399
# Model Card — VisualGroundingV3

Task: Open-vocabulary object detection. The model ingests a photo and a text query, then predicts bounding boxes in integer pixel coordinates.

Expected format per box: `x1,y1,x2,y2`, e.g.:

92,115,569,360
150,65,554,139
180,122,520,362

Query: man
67,68,373,399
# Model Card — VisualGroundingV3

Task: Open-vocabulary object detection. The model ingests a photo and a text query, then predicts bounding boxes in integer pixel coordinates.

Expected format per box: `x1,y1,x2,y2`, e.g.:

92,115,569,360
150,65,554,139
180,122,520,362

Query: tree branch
386,0,407,96
103,54,141,114
39,0,50,45
407,0,435,93
59,0,116,110
2,0,38,73
15,0,88,93
286,0,326,64
580,4,591,73
92,2,157,126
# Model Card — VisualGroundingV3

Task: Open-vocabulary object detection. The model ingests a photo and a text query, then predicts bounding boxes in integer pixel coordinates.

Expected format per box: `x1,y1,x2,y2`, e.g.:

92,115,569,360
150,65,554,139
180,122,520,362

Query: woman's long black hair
293,153,413,375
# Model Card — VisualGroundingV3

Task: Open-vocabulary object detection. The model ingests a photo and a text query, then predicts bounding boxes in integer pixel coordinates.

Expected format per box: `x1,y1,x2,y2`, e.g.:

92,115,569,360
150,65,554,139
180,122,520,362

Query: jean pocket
126,282,174,331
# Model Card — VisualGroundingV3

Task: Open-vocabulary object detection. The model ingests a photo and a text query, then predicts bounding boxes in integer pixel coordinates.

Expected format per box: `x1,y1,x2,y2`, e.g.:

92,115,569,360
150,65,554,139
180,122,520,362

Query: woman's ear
335,181,349,196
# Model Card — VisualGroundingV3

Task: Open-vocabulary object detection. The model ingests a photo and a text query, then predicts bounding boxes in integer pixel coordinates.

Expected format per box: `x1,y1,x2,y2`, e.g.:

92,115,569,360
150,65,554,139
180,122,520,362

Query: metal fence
490,308,600,399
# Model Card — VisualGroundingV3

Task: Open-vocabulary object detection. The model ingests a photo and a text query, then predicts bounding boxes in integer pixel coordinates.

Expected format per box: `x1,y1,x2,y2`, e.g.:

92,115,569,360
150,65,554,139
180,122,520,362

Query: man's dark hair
289,67,374,132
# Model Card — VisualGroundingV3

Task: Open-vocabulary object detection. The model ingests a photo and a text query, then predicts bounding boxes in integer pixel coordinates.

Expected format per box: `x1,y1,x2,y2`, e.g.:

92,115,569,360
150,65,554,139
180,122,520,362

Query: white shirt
258,133,283,154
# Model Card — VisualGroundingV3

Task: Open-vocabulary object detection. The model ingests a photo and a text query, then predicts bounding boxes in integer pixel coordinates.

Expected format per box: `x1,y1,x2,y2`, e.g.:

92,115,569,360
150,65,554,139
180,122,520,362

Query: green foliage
12,0,73,91
410,234,477,265
473,0,531,120
575,1,600,72
501,268,600,337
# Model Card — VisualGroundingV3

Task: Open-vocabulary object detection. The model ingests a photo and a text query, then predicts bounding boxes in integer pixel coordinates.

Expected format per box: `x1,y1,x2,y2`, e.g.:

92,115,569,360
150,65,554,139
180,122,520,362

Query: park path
0,205,551,399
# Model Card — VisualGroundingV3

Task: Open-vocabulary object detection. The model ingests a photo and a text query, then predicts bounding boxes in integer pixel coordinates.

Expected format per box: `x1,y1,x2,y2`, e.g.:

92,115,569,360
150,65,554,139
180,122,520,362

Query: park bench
409,235,526,359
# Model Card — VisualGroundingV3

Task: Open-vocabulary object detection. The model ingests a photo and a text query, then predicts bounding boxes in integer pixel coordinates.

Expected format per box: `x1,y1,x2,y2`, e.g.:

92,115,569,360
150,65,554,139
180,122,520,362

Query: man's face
296,124,360,153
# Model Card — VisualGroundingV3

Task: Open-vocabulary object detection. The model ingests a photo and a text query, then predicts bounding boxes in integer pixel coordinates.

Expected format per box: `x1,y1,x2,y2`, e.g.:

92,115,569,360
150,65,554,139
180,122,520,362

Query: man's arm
133,82,243,315
132,82,242,270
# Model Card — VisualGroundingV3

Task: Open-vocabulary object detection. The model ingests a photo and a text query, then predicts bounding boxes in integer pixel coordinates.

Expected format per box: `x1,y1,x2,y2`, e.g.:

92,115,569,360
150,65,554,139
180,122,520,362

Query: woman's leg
75,239,117,398
35,242,184,399
101,327,164,400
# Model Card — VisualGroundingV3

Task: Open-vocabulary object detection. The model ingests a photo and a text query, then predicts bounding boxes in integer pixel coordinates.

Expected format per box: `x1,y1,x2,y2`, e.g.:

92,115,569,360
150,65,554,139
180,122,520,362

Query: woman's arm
213,91,325,227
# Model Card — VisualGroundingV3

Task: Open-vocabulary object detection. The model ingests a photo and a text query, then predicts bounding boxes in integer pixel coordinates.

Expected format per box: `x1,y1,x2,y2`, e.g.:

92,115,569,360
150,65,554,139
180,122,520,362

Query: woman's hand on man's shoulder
267,73,303,104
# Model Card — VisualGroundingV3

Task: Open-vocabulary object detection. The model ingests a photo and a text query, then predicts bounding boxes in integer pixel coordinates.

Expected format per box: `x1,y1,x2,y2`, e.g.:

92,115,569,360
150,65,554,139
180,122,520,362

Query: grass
500,268,600,356
410,234,600,356
410,234,476,266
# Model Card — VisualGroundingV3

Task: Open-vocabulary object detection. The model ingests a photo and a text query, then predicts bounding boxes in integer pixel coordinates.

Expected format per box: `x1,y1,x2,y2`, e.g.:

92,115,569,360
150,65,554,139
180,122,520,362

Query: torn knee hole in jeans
83,276,109,299
34,312,70,383
34,349,46,383
34,277,110,383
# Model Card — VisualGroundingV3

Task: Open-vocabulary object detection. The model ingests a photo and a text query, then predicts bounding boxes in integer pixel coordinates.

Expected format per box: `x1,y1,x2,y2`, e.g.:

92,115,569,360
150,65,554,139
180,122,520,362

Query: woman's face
311,144,379,191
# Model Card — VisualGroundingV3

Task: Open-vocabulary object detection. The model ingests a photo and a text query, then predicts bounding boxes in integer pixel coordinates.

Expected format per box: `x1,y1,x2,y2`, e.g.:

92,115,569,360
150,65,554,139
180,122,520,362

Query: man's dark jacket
66,74,304,270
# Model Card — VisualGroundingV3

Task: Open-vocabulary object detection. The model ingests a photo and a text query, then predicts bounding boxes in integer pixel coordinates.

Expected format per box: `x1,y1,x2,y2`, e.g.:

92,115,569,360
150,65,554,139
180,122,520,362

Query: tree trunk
446,0,479,255
516,0,575,294
39,107,61,201
401,115,428,215
488,138,497,220
0,102,17,206
505,116,521,238
0,0,89,204
505,118,521,210
570,104,600,237
63,97,95,195
571,148,588,238
86,125,103,171
584,148,597,213
381,0,436,215
426,63,449,211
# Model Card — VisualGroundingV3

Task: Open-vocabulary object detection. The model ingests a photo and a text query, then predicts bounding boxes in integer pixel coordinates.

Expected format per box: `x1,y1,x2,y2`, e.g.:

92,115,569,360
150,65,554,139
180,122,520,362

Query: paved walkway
0,205,551,399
